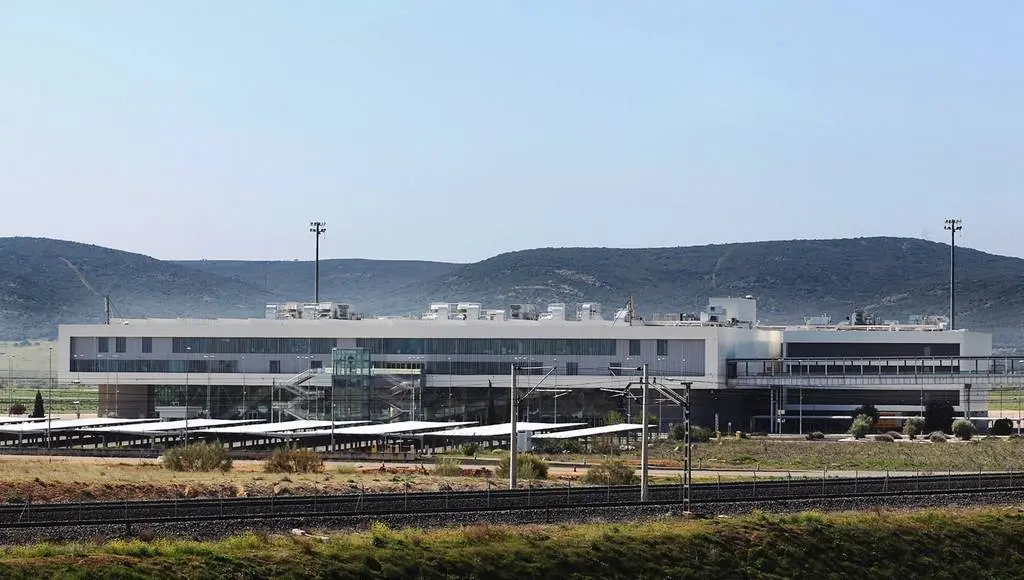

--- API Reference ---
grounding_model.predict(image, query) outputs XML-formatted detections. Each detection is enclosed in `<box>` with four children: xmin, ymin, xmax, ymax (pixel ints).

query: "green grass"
<box><xmin>3</xmin><ymin>388</ymin><xmax>99</xmax><ymax>413</ymax></box>
<box><xmin>536</xmin><ymin>437</ymin><xmax>1024</xmax><ymax>472</ymax></box>
<box><xmin>674</xmin><ymin>437</ymin><xmax>1024</xmax><ymax>471</ymax></box>
<box><xmin>1</xmin><ymin>508</ymin><xmax>1024</xmax><ymax>578</ymax></box>
<box><xmin>988</xmin><ymin>387</ymin><xmax>1024</xmax><ymax>412</ymax></box>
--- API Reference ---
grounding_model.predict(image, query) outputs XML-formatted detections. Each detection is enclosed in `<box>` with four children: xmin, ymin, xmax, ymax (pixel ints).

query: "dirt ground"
<box><xmin>0</xmin><ymin>455</ymin><xmax>593</xmax><ymax>503</ymax></box>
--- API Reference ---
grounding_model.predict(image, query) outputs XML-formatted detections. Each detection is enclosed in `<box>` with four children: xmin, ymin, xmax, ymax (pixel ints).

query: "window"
<box><xmin>629</xmin><ymin>340</ymin><xmax>641</xmax><ymax>357</ymax></box>
<box><xmin>657</xmin><ymin>340</ymin><xmax>668</xmax><ymax>357</ymax></box>
<box><xmin>98</xmin><ymin>337</ymin><xmax>109</xmax><ymax>353</ymax></box>
<box><xmin>566</xmin><ymin>362</ymin><xmax>579</xmax><ymax>376</ymax></box>
<box><xmin>269</xmin><ymin>360</ymin><xmax>281</xmax><ymax>373</ymax></box>
<box><xmin>141</xmin><ymin>337</ymin><xmax>153</xmax><ymax>353</ymax></box>
<box><xmin>115</xmin><ymin>337</ymin><xmax>127</xmax><ymax>353</ymax></box>
<box><xmin>311</xmin><ymin>360</ymin><xmax>323</xmax><ymax>369</ymax></box>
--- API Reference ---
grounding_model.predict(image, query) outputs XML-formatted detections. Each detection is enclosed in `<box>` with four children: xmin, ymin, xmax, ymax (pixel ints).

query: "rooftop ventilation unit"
<box><xmin>509</xmin><ymin>304</ymin><xmax>538</xmax><ymax>320</ymax></box>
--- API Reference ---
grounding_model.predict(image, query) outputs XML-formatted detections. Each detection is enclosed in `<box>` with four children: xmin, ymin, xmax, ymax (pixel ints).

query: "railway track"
<box><xmin>0</xmin><ymin>471</ymin><xmax>1020</xmax><ymax>529</ymax></box>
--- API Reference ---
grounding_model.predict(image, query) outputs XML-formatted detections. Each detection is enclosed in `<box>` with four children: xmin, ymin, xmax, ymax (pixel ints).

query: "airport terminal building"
<box><xmin>57</xmin><ymin>297</ymin><xmax>1002</xmax><ymax>433</ymax></box>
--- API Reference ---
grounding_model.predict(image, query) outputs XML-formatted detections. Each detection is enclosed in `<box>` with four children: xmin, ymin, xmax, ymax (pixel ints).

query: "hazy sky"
<box><xmin>2</xmin><ymin>1</ymin><xmax>1022</xmax><ymax>263</ymax></box>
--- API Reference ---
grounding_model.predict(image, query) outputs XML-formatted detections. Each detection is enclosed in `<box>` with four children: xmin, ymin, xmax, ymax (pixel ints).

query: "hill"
<box><xmin>173</xmin><ymin>258</ymin><xmax>458</xmax><ymax>315</ymax></box>
<box><xmin>3</xmin><ymin>236</ymin><xmax>1024</xmax><ymax>349</ymax></box>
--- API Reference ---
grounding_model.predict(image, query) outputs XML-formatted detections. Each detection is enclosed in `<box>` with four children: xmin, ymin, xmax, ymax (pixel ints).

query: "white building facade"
<box><xmin>57</xmin><ymin>298</ymin><xmax>1002</xmax><ymax>432</ymax></box>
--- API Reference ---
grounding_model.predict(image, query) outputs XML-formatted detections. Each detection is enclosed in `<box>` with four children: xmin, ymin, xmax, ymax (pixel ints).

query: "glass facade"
<box><xmin>72</xmin><ymin>359</ymin><xmax>239</xmax><ymax>373</ymax></box>
<box><xmin>332</xmin><ymin>348</ymin><xmax>374</xmax><ymax>420</ymax></box>
<box><xmin>171</xmin><ymin>337</ymin><xmax>336</xmax><ymax>354</ymax></box>
<box><xmin>355</xmin><ymin>338</ymin><xmax>616</xmax><ymax>356</ymax></box>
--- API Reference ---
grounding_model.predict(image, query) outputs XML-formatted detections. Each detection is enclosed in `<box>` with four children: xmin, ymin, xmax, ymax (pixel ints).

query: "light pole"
<box><xmin>47</xmin><ymin>347</ymin><xmax>53</xmax><ymax>450</ymax></box>
<box><xmin>309</xmin><ymin>221</ymin><xmax>327</xmax><ymax>304</ymax></box>
<box><xmin>944</xmin><ymin>218</ymin><xmax>963</xmax><ymax>330</ymax></box>
<box><xmin>203</xmin><ymin>354</ymin><xmax>214</xmax><ymax>418</ymax></box>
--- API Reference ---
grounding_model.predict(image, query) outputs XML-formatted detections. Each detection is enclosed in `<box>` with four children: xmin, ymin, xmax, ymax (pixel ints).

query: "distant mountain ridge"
<box><xmin>3</xmin><ymin>236</ymin><xmax>1024</xmax><ymax>349</ymax></box>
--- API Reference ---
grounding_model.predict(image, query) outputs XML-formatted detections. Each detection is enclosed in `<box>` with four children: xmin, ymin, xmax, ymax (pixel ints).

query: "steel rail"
<box><xmin>0</xmin><ymin>472</ymin><xmax>1017</xmax><ymax>529</ymax></box>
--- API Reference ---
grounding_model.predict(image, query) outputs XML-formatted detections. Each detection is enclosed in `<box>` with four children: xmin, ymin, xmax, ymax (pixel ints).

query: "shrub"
<box><xmin>872</xmin><ymin>434</ymin><xmax>894</xmax><ymax>442</ymax></box>
<box><xmin>991</xmin><ymin>418</ymin><xmax>1014</xmax><ymax>436</ymax></box>
<box><xmin>672</xmin><ymin>424</ymin><xmax>713</xmax><ymax>443</ymax></box>
<box><xmin>460</xmin><ymin>442</ymin><xmax>480</xmax><ymax>456</ymax></box>
<box><xmin>952</xmin><ymin>418</ymin><xmax>976</xmax><ymax>440</ymax></box>
<box><xmin>852</xmin><ymin>404</ymin><xmax>880</xmax><ymax>424</ymax></box>
<box><xmin>903</xmin><ymin>417</ymin><xmax>925</xmax><ymax>439</ymax></box>
<box><xmin>929</xmin><ymin>431</ymin><xmax>948</xmax><ymax>443</ymax></box>
<box><xmin>582</xmin><ymin>459</ymin><xmax>638</xmax><ymax>486</ymax></box>
<box><xmin>433</xmin><ymin>456</ymin><xmax>463</xmax><ymax>477</ymax></box>
<box><xmin>495</xmin><ymin>454</ymin><xmax>549</xmax><ymax>480</ymax></box>
<box><xmin>162</xmin><ymin>442</ymin><xmax>232</xmax><ymax>472</ymax></box>
<box><xmin>885</xmin><ymin>431</ymin><xmax>903</xmax><ymax>440</ymax></box>
<box><xmin>265</xmin><ymin>447</ymin><xmax>324</xmax><ymax>474</ymax></box>
<box><xmin>806</xmin><ymin>431</ymin><xmax>825</xmax><ymax>440</ymax></box>
<box><xmin>7</xmin><ymin>403</ymin><xmax>26</xmax><ymax>416</ymax></box>
<box><xmin>849</xmin><ymin>414</ymin><xmax>873</xmax><ymax>439</ymax></box>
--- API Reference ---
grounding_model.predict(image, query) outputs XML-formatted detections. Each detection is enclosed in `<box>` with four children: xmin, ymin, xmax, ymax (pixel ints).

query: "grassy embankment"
<box><xmin>534</xmin><ymin>436</ymin><xmax>1024</xmax><ymax>472</ymax></box>
<box><xmin>1</xmin><ymin>508</ymin><xmax>1023</xmax><ymax>578</ymax></box>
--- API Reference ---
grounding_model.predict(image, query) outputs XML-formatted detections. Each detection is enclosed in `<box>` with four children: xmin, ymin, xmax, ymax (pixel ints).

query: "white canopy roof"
<box><xmin>195</xmin><ymin>419</ymin><xmax>370</xmax><ymax>435</ymax></box>
<box><xmin>421</xmin><ymin>422</ymin><xmax>585</xmax><ymax>438</ymax></box>
<box><xmin>532</xmin><ymin>423</ymin><xmax>645</xmax><ymax>439</ymax></box>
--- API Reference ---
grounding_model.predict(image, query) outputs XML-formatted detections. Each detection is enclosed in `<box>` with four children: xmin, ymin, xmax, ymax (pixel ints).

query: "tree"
<box><xmin>606</xmin><ymin>410</ymin><xmax>623</xmax><ymax>425</ymax></box>
<box><xmin>849</xmin><ymin>414</ymin><xmax>873</xmax><ymax>439</ymax></box>
<box><xmin>852</xmin><ymin>404</ymin><xmax>880</xmax><ymax>424</ymax></box>
<box><xmin>924</xmin><ymin>401</ymin><xmax>955</xmax><ymax>433</ymax></box>
<box><xmin>991</xmin><ymin>418</ymin><xmax>1014</xmax><ymax>436</ymax></box>
<box><xmin>952</xmin><ymin>418</ymin><xmax>976</xmax><ymax>440</ymax></box>
<box><xmin>30</xmin><ymin>390</ymin><xmax>45</xmax><ymax>418</ymax></box>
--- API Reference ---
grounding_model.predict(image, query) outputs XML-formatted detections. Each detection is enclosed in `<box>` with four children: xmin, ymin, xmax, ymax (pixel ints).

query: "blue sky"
<box><xmin>1</xmin><ymin>1</ymin><xmax>1022</xmax><ymax>263</ymax></box>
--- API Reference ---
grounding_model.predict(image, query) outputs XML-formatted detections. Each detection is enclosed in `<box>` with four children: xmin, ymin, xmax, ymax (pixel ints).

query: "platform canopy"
<box><xmin>269</xmin><ymin>421</ymin><xmax>478</xmax><ymax>438</ymax></box>
<box><xmin>0</xmin><ymin>417</ymin><xmax>158</xmax><ymax>433</ymax></box>
<box><xmin>532</xmin><ymin>423</ymin><xmax>645</xmax><ymax>439</ymax></box>
<box><xmin>79</xmin><ymin>418</ymin><xmax>262</xmax><ymax>436</ymax></box>
<box><xmin>195</xmin><ymin>420</ymin><xmax>371</xmax><ymax>435</ymax></box>
<box><xmin>421</xmin><ymin>422</ymin><xmax>586</xmax><ymax>438</ymax></box>
<box><xmin>0</xmin><ymin>416</ymin><xmax>46</xmax><ymax>425</ymax></box>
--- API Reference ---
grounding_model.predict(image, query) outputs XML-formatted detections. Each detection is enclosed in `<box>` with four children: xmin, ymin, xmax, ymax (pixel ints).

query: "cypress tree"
<box><xmin>31</xmin><ymin>390</ymin><xmax>45</xmax><ymax>418</ymax></box>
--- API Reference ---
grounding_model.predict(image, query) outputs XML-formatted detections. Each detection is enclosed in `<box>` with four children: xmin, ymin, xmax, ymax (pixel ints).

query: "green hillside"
<box><xmin>3</xmin><ymin>236</ymin><xmax>1023</xmax><ymax>349</ymax></box>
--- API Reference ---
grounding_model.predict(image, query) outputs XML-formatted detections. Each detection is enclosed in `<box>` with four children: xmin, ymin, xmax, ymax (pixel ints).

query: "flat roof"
<box><xmin>268</xmin><ymin>421</ymin><xmax>478</xmax><ymax>438</ymax></box>
<box><xmin>532</xmin><ymin>423</ymin><xmax>645</xmax><ymax>439</ymax></box>
<box><xmin>194</xmin><ymin>419</ymin><xmax>370</xmax><ymax>435</ymax></box>
<box><xmin>0</xmin><ymin>418</ymin><xmax>158</xmax><ymax>433</ymax></box>
<box><xmin>421</xmin><ymin>422</ymin><xmax>586</xmax><ymax>438</ymax></box>
<box><xmin>80</xmin><ymin>419</ymin><xmax>261</xmax><ymax>435</ymax></box>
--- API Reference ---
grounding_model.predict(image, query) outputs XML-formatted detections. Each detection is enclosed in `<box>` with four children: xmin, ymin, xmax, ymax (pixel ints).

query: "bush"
<box><xmin>849</xmin><ymin>414</ymin><xmax>873</xmax><ymax>439</ymax></box>
<box><xmin>459</xmin><ymin>442</ymin><xmax>480</xmax><ymax>456</ymax></box>
<box><xmin>672</xmin><ymin>424</ymin><xmax>713</xmax><ymax>443</ymax></box>
<box><xmin>582</xmin><ymin>459</ymin><xmax>638</xmax><ymax>485</ymax></box>
<box><xmin>873</xmin><ymin>434</ymin><xmax>894</xmax><ymax>442</ymax></box>
<box><xmin>533</xmin><ymin>439</ymin><xmax>584</xmax><ymax>455</ymax></box>
<box><xmin>7</xmin><ymin>403</ymin><xmax>26</xmax><ymax>416</ymax></box>
<box><xmin>162</xmin><ymin>442</ymin><xmax>232</xmax><ymax>472</ymax></box>
<box><xmin>952</xmin><ymin>418</ymin><xmax>976</xmax><ymax>440</ymax></box>
<box><xmin>991</xmin><ymin>418</ymin><xmax>1014</xmax><ymax>436</ymax></box>
<box><xmin>433</xmin><ymin>456</ymin><xmax>463</xmax><ymax>477</ymax></box>
<box><xmin>885</xmin><ymin>431</ymin><xmax>903</xmax><ymax>440</ymax></box>
<box><xmin>929</xmin><ymin>431</ymin><xmax>948</xmax><ymax>443</ymax></box>
<box><xmin>265</xmin><ymin>447</ymin><xmax>324</xmax><ymax>474</ymax></box>
<box><xmin>852</xmin><ymin>404</ymin><xmax>880</xmax><ymax>424</ymax></box>
<box><xmin>805</xmin><ymin>431</ymin><xmax>825</xmax><ymax>441</ymax></box>
<box><xmin>495</xmin><ymin>454</ymin><xmax>549</xmax><ymax>480</ymax></box>
<box><xmin>903</xmin><ymin>417</ymin><xmax>925</xmax><ymax>439</ymax></box>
